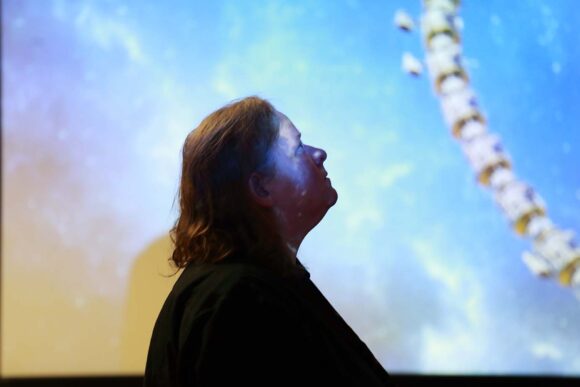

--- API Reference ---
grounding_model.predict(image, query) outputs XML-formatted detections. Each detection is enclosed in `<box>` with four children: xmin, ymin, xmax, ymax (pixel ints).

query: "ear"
<box><xmin>248</xmin><ymin>172</ymin><xmax>273</xmax><ymax>207</ymax></box>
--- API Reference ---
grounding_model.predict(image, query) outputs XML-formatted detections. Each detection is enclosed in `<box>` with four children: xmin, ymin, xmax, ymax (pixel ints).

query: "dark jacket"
<box><xmin>144</xmin><ymin>257</ymin><xmax>390</xmax><ymax>386</ymax></box>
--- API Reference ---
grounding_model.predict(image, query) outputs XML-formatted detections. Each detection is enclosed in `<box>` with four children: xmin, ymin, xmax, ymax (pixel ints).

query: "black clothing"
<box><xmin>144</xmin><ymin>258</ymin><xmax>390</xmax><ymax>386</ymax></box>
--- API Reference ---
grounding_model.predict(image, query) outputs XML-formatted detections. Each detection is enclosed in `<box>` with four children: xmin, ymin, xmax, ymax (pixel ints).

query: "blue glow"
<box><xmin>3</xmin><ymin>0</ymin><xmax>580</xmax><ymax>376</ymax></box>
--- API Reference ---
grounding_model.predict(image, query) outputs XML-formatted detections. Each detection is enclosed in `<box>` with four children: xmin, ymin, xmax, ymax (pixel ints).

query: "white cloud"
<box><xmin>354</xmin><ymin>162</ymin><xmax>413</xmax><ymax>190</ymax></box>
<box><xmin>74</xmin><ymin>4</ymin><xmax>145</xmax><ymax>64</ymax></box>
<box><xmin>411</xmin><ymin>236</ymin><xmax>490</xmax><ymax>372</ymax></box>
<box><xmin>530</xmin><ymin>342</ymin><xmax>563</xmax><ymax>361</ymax></box>
<box><xmin>379</xmin><ymin>163</ymin><xmax>413</xmax><ymax>188</ymax></box>
<box><xmin>421</xmin><ymin>325</ymin><xmax>484</xmax><ymax>372</ymax></box>
<box><xmin>212</xmin><ymin>63</ymin><xmax>239</xmax><ymax>100</ymax></box>
<box><xmin>412</xmin><ymin>238</ymin><xmax>463</xmax><ymax>294</ymax></box>
<box><xmin>345</xmin><ymin>205</ymin><xmax>383</xmax><ymax>233</ymax></box>
<box><xmin>537</xmin><ymin>5</ymin><xmax>559</xmax><ymax>46</ymax></box>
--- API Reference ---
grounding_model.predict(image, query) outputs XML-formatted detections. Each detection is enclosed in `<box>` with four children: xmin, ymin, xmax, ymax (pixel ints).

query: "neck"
<box><xmin>286</xmin><ymin>242</ymin><xmax>298</xmax><ymax>261</ymax></box>
<box><xmin>282</xmin><ymin>231</ymin><xmax>306</xmax><ymax>264</ymax></box>
<box><xmin>272</xmin><ymin>209</ymin><xmax>304</xmax><ymax>262</ymax></box>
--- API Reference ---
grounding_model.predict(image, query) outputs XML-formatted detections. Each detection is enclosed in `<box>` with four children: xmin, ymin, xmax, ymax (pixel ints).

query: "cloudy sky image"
<box><xmin>3</xmin><ymin>0</ymin><xmax>580</xmax><ymax>376</ymax></box>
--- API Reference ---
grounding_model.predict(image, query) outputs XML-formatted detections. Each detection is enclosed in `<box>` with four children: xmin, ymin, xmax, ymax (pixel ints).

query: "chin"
<box><xmin>328</xmin><ymin>188</ymin><xmax>338</xmax><ymax>207</ymax></box>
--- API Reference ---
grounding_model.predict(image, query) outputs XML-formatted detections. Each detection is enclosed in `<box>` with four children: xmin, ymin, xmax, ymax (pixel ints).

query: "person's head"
<box><xmin>171</xmin><ymin>96</ymin><xmax>337</xmax><ymax>274</ymax></box>
<box><xmin>248</xmin><ymin>110</ymin><xmax>338</xmax><ymax>253</ymax></box>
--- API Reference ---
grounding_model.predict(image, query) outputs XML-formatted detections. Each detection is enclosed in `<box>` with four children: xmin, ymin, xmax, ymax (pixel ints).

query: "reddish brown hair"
<box><xmin>171</xmin><ymin>96</ymin><xmax>293</xmax><ymax>274</ymax></box>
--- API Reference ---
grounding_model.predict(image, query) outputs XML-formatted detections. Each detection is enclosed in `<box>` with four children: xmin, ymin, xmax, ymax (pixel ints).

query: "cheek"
<box><xmin>275</xmin><ymin>157</ymin><xmax>309</xmax><ymax>189</ymax></box>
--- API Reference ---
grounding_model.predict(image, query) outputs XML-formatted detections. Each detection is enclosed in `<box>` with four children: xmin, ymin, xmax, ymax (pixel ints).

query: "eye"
<box><xmin>295</xmin><ymin>142</ymin><xmax>305</xmax><ymax>154</ymax></box>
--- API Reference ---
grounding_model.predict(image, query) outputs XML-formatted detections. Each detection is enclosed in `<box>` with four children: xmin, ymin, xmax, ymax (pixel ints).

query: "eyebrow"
<box><xmin>294</xmin><ymin>133</ymin><xmax>303</xmax><ymax>153</ymax></box>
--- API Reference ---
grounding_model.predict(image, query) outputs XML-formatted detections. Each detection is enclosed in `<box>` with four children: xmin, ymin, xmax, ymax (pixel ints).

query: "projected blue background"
<box><xmin>3</xmin><ymin>0</ymin><xmax>580</xmax><ymax>375</ymax></box>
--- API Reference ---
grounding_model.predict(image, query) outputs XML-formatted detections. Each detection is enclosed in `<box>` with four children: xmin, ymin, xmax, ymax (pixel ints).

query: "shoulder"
<box><xmin>165</xmin><ymin>262</ymin><xmax>307</xmax><ymax>350</ymax></box>
<box><xmin>169</xmin><ymin>261</ymin><xmax>302</xmax><ymax>318</ymax></box>
<box><xmin>175</xmin><ymin>255</ymin><xmax>310</xmax><ymax>291</ymax></box>
<box><xmin>156</xmin><ymin>260</ymin><xmax>311</xmax><ymax>343</ymax></box>
<box><xmin>176</xmin><ymin>261</ymin><xmax>284</xmax><ymax>296</ymax></box>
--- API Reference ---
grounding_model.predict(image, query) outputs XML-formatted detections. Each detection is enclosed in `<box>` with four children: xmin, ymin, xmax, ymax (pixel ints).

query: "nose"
<box><xmin>308</xmin><ymin>145</ymin><xmax>327</xmax><ymax>166</ymax></box>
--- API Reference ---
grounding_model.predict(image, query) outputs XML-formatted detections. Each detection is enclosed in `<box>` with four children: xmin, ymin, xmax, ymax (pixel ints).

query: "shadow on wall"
<box><xmin>119</xmin><ymin>234</ymin><xmax>181</xmax><ymax>373</ymax></box>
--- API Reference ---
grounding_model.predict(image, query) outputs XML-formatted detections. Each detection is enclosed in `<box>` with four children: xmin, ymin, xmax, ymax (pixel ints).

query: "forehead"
<box><xmin>276</xmin><ymin>111</ymin><xmax>301</xmax><ymax>139</ymax></box>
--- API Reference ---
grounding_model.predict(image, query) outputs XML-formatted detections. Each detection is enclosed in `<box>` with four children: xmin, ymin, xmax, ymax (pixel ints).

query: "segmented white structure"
<box><xmin>394</xmin><ymin>9</ymin><xmax>415</xmax><ymax>31</ymax></box>
<box><xmin>402</xmin><ymin>52</ymin><xmax>423</xmax><ymax>76</ymax></box>
<box><xmin>396</xmin><ymin>0</ymin><xmax>580</xmax><ymax>288</ymax></box>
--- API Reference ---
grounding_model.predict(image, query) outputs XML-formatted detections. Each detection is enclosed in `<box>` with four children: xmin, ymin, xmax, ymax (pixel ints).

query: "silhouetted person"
<box><xmin>144</xmin><ymin>96</ymin><xmax>390</xmax><ymax>386</ymax></box>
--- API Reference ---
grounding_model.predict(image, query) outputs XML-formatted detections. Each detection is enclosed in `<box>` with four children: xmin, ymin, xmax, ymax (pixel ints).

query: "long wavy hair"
<box><xmin>171</xmin><ymin>96</ymin><xmax>294</xmax><ymax>274</ymax></box>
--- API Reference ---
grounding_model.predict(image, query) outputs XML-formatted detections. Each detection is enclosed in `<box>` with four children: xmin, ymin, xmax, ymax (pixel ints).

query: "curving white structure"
<box><xmin>396</xmin><ymin>0</ymin><xmax>580</xmax><ymax>288</ymax></box>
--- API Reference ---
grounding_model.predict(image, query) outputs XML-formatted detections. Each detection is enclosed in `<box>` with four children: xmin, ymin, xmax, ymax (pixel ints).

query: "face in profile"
<box><xmin>263</xmin><ymin>111</ymin><xmax>338</xmax><ymax>245</ymax></box>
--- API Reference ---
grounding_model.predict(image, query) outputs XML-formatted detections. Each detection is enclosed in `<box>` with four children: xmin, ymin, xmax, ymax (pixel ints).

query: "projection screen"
<box><xmin>2</xmin><ymin>0</ymin><xmax>580</xmax><ymax>377</ymax></box>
